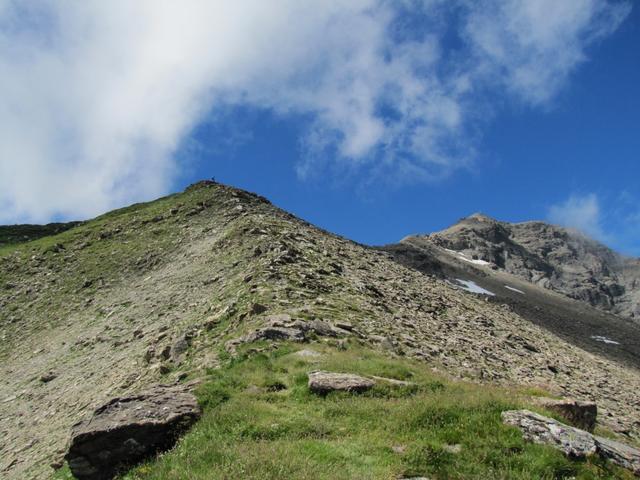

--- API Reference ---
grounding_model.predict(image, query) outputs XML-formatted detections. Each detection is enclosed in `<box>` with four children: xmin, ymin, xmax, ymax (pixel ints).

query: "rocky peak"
<box><xmin>464</xmin><ymin>212</ymin><xmax>498</xmax><ymax>223</ymax></box>
<box><xmin>406</xmin><ymin>215</ymin><xmax>640</xmax><ymax>321</ymax></box>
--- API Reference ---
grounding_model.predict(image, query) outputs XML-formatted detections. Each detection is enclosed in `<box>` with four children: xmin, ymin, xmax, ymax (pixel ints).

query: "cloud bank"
<box><xmin>549</xmin><ymin>192</ymin><xmax>640</xmax><ymax>255</ymax></box>
<box><xmin>0</xmin><ymin>0</ymin><xmax>631</xmax><ymax>222</ymax></box>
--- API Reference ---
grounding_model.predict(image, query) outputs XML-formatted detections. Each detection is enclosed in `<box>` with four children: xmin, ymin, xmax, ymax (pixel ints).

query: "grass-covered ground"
<box><xmin>56</xmin><ymin>342</ymin><xmax>633</xmax><ymax>480</ymax></box>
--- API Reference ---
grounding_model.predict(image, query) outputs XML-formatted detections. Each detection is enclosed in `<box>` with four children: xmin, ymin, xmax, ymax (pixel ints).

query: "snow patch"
<box><xmin>442</xmin><ymin>248</ymin><xmax>491</xmax><ymax>266</ymax></box>
<box><xmin>504</xmin><ymin>285</ymin><xmax>525</xmax><ymax>294</ymax></box>
<box><xmin>591</xmin><ymin>335</ymin><xmax>620</xmax><ymax>345</ymax></box>
<box><xmin>461</xmin><ymin>257</ymin><xmax>491</xmax><ymax>266</ymax></box>
<box><xmin>455</xmin><ymin>279</ymin><xmax>495</xmax><ymax>296</ymax></box>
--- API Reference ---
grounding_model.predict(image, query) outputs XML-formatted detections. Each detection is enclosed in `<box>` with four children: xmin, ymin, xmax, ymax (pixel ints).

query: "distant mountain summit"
<box><xmin>404</xmin><ymin>214</ymin><xmax>640</xmax><ymax>321</ymax></box>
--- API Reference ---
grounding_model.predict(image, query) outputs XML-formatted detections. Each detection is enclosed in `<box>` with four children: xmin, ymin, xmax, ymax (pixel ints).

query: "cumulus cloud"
<box><xmin>548</xmin><ymin>193</ymin><xmax>608</xmax><ymax>240</ymax></box>
<box><xmin>464</xmin><ymin>0</ymin><xmax>632</xmax><ymax>104</ymax></box>
<box><xmin>0</xmin><ymin>0</ymin><xmax>631</xmax><ymax>222</ymax></box>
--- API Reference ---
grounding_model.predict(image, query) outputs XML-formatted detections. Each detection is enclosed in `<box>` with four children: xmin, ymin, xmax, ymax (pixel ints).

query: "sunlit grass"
<box><xmin>105</xmin><ymin>343</ymin><xmax>633</xmax><ymax>480</ymax></box>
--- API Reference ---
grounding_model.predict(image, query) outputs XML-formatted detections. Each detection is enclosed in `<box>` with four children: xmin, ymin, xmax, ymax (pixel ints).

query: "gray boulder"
<box><xmin>308</xmin><ymin>371</ymin><xmax>375</xmax><ymax>395</ymax></box>
<box><xmin>65</xmin><ymin>384</ymin><xmax>201</xmax><ymax>480</ymax></box>
<box><xmin>502</xmin><ymin>410</ymin><xmax>640</xmax><ymax>475</ymax></box>
<box><xmin>502</xmin><ymin>409</ymin><xmax>596</xmax><ymax>458</ymax></box>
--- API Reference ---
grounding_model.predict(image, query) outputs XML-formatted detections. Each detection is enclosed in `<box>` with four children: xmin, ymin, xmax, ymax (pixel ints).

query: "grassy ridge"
<box><xmin>55</xmin><ymin>343</ymin><xmax>632</xmax><ymax>479</ymax></box>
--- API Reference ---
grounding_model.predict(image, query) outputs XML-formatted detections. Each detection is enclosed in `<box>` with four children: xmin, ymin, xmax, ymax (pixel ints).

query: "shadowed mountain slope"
<box><xmin>382</xmin><ymin>238</ymin><xmax>640</xmax><ymax>371</ymax></box>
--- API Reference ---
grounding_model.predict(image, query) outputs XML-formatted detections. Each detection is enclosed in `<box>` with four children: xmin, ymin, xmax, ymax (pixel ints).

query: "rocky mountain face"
<box><xmin>404</xmin><ymin>213</ymin><xmax>640</xmax><ymax>321</ymax></box>
<box><xmin>1</xmin><ymin>183</ymin><xmax>640</xmax><ymax>478</ymax></box>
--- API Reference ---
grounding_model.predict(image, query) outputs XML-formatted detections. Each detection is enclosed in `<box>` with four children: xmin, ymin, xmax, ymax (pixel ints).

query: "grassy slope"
<box><xmin>57</xmin><ymin>343</ymin><xmax>631</xmax><ymax>480</ymax></box>
<box><xmin>0</xmin><ymin>192</ymin><xmax>181</xmax><ymax>355</ymax></box>
<box><xmin>0</xmin><ymin>183</ymin><xmax>267</xmax><ymax>359</ymax></box>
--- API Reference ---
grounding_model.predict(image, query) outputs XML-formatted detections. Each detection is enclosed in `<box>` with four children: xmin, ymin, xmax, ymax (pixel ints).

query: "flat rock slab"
<box><xmin>308</xmin><ymin>371</ymin><xmax>375</xmax><ymax>395</ymax></box>
<box><xmin>65</xmin><ymin>384</ymin><xmax>201</xmax><ymax>480</ymax></box>
<box><xmin>503</xmin><ymin>410</ymin><xmax>640</xmax><ymax>476</ymax></box>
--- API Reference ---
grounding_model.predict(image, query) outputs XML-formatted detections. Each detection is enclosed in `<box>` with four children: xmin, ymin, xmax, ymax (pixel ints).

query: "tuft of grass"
<box><xmin>109</xmin><ymin>344</ymin><xmax>633</xmax><ymax>480</ymax></box>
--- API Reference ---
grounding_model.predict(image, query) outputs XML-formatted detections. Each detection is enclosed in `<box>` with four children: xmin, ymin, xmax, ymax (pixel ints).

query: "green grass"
<box><xmin>59</xmin><ymin>343</ymin><xmax>630</xmax><ymax>480</ymax></box>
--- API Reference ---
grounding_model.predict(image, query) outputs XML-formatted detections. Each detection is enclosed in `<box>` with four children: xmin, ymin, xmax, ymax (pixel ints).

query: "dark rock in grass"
<box><xmin>40</xmin><ymin>371</ymin><xmax>57</xmax><ymax>383</ymax></box>
<box><xmin>502</xmin><ymin>410</ymin><xmax>640</xmax><ymax>475</ymax></box>
<box><xmin>171</xmin><ymin>332</ymin><xmax>195</xmax><ymax>361</ymax></box>
<box><xmin>65</xmin><ymin>384</ymin><xmax>201</xmax><ymax>480</ymax></box>
<box><xmin>246</xmin><ymin>325</ymin><xmax>306</xmax><ymax>343</ymax></box>
<box><xmin>334</xmin><ymin>321</ymin><xmax>354</xmax><ymax>331</ymax></box>
<box><xmin>532</xmin><ymin>397</ymin><xmax>597</xmax><ymax>431</ymax></box>
<box><xmin>250</xmin><ymin>303</ymin><xmax>268</xmax><ymax>315</ymax></box>
<box><xmin>308</xmin><ymin>371</ymin><xmax>375</xmax><ymax>395</ymax></box>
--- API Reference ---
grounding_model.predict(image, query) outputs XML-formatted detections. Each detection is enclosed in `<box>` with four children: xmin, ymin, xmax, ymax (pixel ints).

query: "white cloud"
<box><xmin>0</xmin><ymin>0</ymin><xmax>631</xmax><ymax>222</ymax></box>
<box><xmin>464</xmin><ymin>0</ymin><xmax>631</xmax><ymax>105</ymax></box>
<box><xmin>548</xmin><ymin>192</ymin><xmax>640</xmax><ymax>256</ymax></box>
<box><xmin>548</xmin><ymin>193</ymin><xmax>608</xmax><ymax>241</ymax></box>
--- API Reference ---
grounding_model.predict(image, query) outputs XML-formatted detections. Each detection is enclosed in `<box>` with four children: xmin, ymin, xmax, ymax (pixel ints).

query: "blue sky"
<box><xmin>1</xmin><ymin>1</ymin><xmax>638</xmax><ymax>254</ymax></box>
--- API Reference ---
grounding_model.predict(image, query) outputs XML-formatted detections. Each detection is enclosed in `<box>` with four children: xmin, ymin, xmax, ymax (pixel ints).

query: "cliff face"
<box><xmin>406</xmin><ymin>213</ymin><xmax>640</xmax><ymax>321</ymax></box>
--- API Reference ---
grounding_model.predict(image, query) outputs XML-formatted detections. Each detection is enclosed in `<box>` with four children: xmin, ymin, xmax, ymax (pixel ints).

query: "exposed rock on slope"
<box><xmin>386</xmin><ymin>219</ymin><xmax>640</xmax><ymax>371</ymax></box>
<box><xmin>1</xmin><ymin>182</ymin><xmax>640</xmax><ymax>478</ymax></box>
<box><xmin>402</xmin><ymin>213</ymin><xmax>640</xmax><ymax>321</ymax></box>
<box><xmin>502</xmin><ymin>410</ymin><xmax>640</xmax><ymax>474</ymax></box>
<box><xmin>65</xmin><ymin>383</ymin><xmax>201</xmax><ymax>480</ymax></box>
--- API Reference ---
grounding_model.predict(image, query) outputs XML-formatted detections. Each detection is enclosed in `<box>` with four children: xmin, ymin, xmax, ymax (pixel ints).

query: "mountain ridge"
<box><xmin>2</xmin><ymin>181</ymin><xmax>640</xmax><ymax>478</ymax></box>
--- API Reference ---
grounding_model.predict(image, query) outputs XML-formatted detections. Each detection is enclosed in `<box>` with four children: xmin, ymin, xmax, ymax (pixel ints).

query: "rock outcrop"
<box><xmin>225</xmin><ymin>314</ymin><xmax>353</xmax><ymax>354</ymax></box>
<box><xmin>502</xmin><ymin>410</ymin><xmax>640</xmax><ymax>475</ymax></box>
<box><xmin>65</xmin><ymin>384</ymin><xmax>201</xmax><ymax>480</ymax></box>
